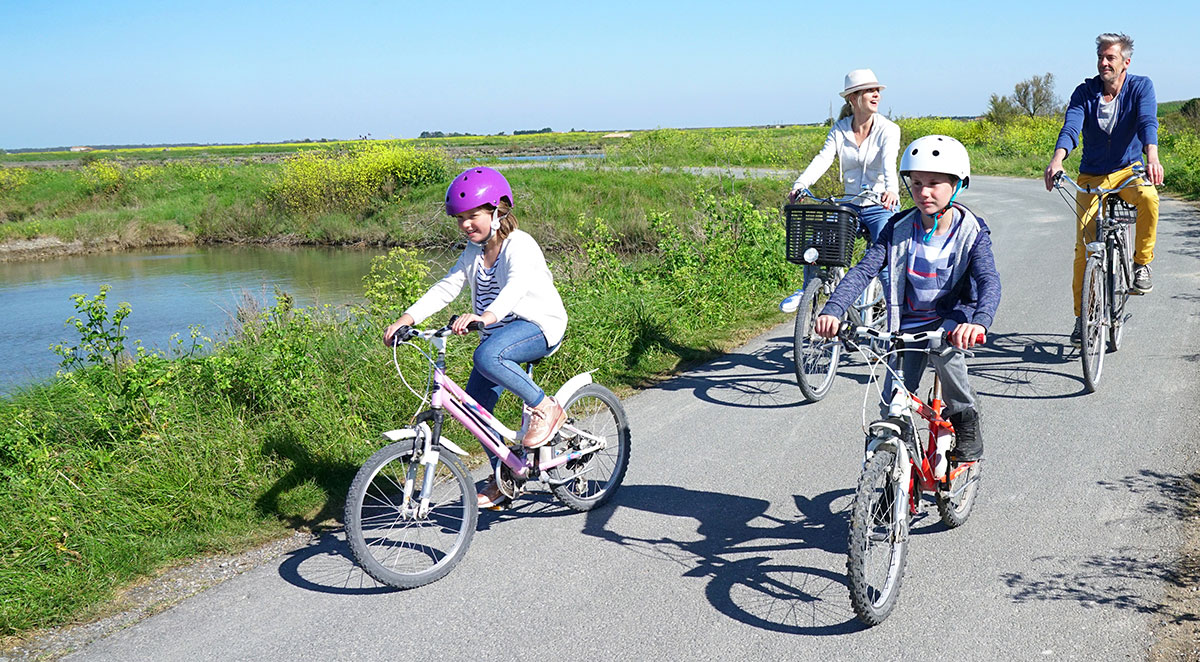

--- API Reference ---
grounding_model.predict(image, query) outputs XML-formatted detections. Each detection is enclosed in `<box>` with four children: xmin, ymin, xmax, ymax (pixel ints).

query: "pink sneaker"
<box><xmin>522</xmin><ymin>397</ymin><xmax>566</xmax><ymax>448</ymax></box>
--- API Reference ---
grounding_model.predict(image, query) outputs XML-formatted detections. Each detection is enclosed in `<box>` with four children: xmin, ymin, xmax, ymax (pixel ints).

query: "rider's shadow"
<box><xmin>581</xmin><ymin>483</ymin><xmax>869</xmax><ymax>635</ymax></box>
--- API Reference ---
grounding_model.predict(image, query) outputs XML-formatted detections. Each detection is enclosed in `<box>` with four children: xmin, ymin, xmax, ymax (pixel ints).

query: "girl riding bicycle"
<box><xmin>383</xmin><ymin>166</ymin><xmax>569</xmax><ymax>508</ymax></box>
<box><xmin>782</xmin><ymin>68</ymin><xmax>901</xmax><ymax>312</ymax></box>
<box><xmin>813</xmin><ymin>135</ymin><xmax>1001</xmax><ymax>462</ymax></box>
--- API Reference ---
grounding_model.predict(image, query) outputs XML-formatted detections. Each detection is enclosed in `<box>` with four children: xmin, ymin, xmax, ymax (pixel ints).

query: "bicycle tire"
<box><xmin>1108</xmin><ymin>228</ymin><xmax>1132</xmax><ymax>352</ymax></box>
<box><xmin>548</xmin><ymin>384</ymin><xmax>631</xmax><ymax>512</ymax></box>
<box><xmin>344</xmin><ymin>438</ymin><xmax>478</xmax><ymax>589</ymax></box>
<box><xmin>792</xmin><ymin>278</ymin><xmax>840</xmax><ymax>402</ymax></box>
<box><xmin>847</xmin><ymin>449</ymin><xmax>908</xmax><ymax>626</ymax></box>
<box><xmin>1080</xmin><ymin>256</ymin><xmax>1107</xmax><ymax>393</ymax></box>
<box><xmin>936</xmin><ymin>460</ymin><xmax>982</xmax><ymax>528</ymax></box>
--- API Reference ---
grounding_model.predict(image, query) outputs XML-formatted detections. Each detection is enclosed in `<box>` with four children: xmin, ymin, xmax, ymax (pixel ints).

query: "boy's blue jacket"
<box><xmin>820</xmin><ymin>204</ymin><xmax>1001</xmax><ymax>331</ymax></box>
<box><xmin>1054</xmin><ymin>73</ymin><xmax>1159</xmax><ymax>176</ymax></box>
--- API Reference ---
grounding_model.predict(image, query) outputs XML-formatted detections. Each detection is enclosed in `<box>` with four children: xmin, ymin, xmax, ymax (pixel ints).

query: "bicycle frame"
<box><xmin>845</xmin><ymin>327</ymin><xmax>977</xmax><ymax>516</ymax></box>
<box><xmin>392</xmin><ymin>327</ymin><xmax>605</xmax><ymax>483</ymax></box>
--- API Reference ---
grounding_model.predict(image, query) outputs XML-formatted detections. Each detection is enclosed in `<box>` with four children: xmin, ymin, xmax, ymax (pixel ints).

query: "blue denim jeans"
<box><xmin>464</xmin><ymin>319</ymin><xmax>552</xmax><ymax>413</ymax></box>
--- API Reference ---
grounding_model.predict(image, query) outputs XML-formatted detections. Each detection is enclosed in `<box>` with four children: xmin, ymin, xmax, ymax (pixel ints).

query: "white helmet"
<box><xmin>899</xmin><ymin>135</ymin><xmax>971</xmax><ymax>189</ymax></box>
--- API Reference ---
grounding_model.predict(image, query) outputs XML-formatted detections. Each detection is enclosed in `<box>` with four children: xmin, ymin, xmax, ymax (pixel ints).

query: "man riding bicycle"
<box><xmin>1043</xmin><ymin>32</ymin><xmax>1165</xmax><ymax>347</ymax></box>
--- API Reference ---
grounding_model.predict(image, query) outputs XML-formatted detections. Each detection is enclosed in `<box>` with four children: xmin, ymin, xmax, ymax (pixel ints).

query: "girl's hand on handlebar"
<box><xmin>814</xmin><ymin>314</ymin><xmax>841</xmax><ymax>339</ymax></box>
<box><xmin>450</xmin><ymin>312</ymin><xmax>495</xmax><ymax>335</ymax></box>
<box><xmin>787</xmin><ymin>188</ymin><xmax>805</xmax><ymax>204</ymax></box>
<box><xmin>880</xmin><ymin>191</ymin><xmax>899</xmax><ymax>210</ymax></box>
<box><xmin>948</xmin><ymin>323</ymin><xmax>986</xmax><ymax>350</ymax></box>
<box><xmin>384</xmin><ymin>315</ymin><xmax>415</xmax><ymax>346</ymax></box>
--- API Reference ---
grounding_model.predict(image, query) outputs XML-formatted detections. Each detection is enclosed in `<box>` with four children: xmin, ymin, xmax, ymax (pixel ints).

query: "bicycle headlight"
<box><xmin>803</xmin><ymin>247</ymin><xmax>819</xmax><ymax>264</ymax></box>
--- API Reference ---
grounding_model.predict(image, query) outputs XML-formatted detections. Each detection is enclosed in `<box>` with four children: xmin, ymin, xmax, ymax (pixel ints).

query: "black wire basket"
<box><xmin>784</xmin><ymin>203</ymin><xmax>859</xmax><ymax>267</ymax></box>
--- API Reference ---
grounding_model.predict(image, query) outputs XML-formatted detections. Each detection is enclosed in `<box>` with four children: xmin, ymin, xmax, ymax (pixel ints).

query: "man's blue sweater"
<box><xmin>1054</xmin><ymin>73</ymin><xmax>1159</xmax><ymax>176</ymax></box>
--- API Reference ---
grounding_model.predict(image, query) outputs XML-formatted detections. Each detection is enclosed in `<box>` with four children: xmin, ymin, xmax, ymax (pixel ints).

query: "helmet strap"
<box><xmin>923</xmin><ymin>180</ymin><xmax>962</xmax><ymax>242</ymax></box>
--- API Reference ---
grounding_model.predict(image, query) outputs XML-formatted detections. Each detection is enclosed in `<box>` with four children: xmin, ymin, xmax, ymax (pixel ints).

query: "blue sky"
<box><xmin>2</xmin><ymin>0</ymin><xmax>1195</xmax><ymax>149</ymax></box>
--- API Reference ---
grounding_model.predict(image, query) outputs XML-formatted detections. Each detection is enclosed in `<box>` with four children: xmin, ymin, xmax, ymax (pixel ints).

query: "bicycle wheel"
<box><xmin>847</xmin><ymin>449</ymin><xmax>908</xmax><ymax>626</ymax></box>
<box><xmin>792</xmin><ymin>278</ymin><xmax>841</xmax><ymax>402</ymax></box>
<box><xmin>344</xmin><ymin>439</ymin><xmax>478</xmax><ymax>589</ymax></box>
<box><xmin>1108</xmin><ymin>229</ymin><xmax>1132</xmax><ymax>352</ymax></box>
<box><xmin>1080</xmin><ymin>256</ymin><xmax>1107</xmax><ymax>393</ymax></box>
<box><xmin>936</xmin><ymin>460</ymin><xmax>982</xmax><ymax>528</ymax></box>
<box><xmin>548</xmin><ymin>384</ymin><xmax>631</xmax><ymax>511</ymax></box>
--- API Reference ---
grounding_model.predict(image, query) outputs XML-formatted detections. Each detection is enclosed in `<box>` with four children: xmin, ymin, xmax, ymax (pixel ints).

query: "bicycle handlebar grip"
<box><xmin>466</xmin><ymin>321</ymin><xmax>485</xmax><ymax>332</ymax></box>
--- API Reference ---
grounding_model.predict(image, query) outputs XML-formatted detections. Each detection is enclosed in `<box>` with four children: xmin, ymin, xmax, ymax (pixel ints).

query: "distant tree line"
<box><xmin>512</xmin><ymin>127</ymin><xmax>552</xmax><ymax>135</ymax></box>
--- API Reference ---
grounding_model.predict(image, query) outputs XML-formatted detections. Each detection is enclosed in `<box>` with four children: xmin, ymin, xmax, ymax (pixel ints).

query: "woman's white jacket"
<box><xmin>792</xmin><ymin>113</ymin><xmax>901</xmax><ymax>202</ymax></box>
<box><xmin>403</xmin><ymin>229</ymin><xmax>568</xmax><ymax>346</ymax></box>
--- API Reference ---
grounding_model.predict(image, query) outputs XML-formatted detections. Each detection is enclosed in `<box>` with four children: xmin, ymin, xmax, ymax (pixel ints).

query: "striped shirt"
<box><xmin>473</xmin><ymin>255</ymin><xmax>517</xmax><ymax>337</ymax></box>
<box><xmin>901</xmin><ymin>210</ymin><xmax>962</xmax><ymax>330</ymax></box>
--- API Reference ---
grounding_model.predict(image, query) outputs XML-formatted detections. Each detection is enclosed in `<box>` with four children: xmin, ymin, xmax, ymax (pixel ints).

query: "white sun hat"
<box><xmin>840</xmin><ymin>69</ymin><xmax>886</xmax><ymax>98</ymax></box>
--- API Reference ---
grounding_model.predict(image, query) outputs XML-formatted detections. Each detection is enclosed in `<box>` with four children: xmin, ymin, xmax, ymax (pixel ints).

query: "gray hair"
<box><xmin>1096</xmin><ymin>33</ymin><xmax>1134</xmax><ymax>59</ymax></box>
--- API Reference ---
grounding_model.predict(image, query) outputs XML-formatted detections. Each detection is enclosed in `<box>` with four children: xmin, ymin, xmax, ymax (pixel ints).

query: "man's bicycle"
<box><xmin>784</xmin><ymin>190</ymin><xmax>886</xmax><ymax>401</ymax></box>
<box><xmin>343</xmin><ymin>318</ymin><xmax>631</xmax><ymax>589</ymax></box>
<box><xmin>834</xmin><ymin>324</ymin><xmax>983</xmax><ymax>626</ymax></box>
<box><xmin>1052</xmin><ymin>165</ymin><xmax>1149</xmax><ymax>392</ymax></box>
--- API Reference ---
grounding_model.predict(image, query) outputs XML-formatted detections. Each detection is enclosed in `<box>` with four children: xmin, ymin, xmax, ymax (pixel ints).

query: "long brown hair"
<box><xmin>493</xmin><ymin>199</ymin><xmax>518</xmax><ymax>243</ymax></box>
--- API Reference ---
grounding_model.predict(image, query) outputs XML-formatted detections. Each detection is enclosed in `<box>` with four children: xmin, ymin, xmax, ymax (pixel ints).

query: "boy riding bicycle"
<box><xmin>814</xmin><ymin>136</ymin><xmax>1001</xmax><ymax>462</ymax></box>
<box><xmin>1043</xmin><ymin>32</ymin><xmax>1164</xmax><ymax>346</ymax></box>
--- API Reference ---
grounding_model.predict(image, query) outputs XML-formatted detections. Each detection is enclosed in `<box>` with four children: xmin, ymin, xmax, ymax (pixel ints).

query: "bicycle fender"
<box><xmin>381</xmin><ymin>422</ymin><xmax>433</xmax><ymax>443</ymax></box>
<box><xmin>553</xmin><ymin>371</ymin><xmax>595</xmax><ymax>404</ymax></box>
<box><xmin>437</xmin><ymin>438</ymin><xmax>469</xmax><ymax>457</ymax></box>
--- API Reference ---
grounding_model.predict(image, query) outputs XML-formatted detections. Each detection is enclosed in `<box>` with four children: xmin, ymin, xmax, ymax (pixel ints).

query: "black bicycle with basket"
<box><xmin>784</xmin><ymin>190</ymin><xmax>886</xmax><ymax>402</ymax></box>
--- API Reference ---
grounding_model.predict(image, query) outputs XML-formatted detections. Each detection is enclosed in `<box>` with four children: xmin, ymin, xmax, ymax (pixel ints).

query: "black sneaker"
<box><xmin>948</xmin><ymin>408</ymin><xmax>982</xmax><ymax>462</ymax></box>
<box><xmin>1070</xmin><ymin>316</ymin><xmax>1082</xmax><ymax>348</ymax></box>
<box><xmin>1132</xmin><ymin>262</ymin><xmax>1153</xmax><ymax>294</ymax></box>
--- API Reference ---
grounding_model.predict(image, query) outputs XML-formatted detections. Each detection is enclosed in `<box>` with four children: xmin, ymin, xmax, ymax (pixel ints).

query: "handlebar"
<box><xmin>388</xmin><ymin>315</ymin><xmax>484</xmax><ymax>346</ymax></box>
<box><xmin>1053</xmin><ymin>164</ymin><xmax>1149</xmax><ymax>196</ymax></box>
<box><xmin>836</xmin><ymin>322</ymin><xmax>984</xmax><ymax>355</ymax></box>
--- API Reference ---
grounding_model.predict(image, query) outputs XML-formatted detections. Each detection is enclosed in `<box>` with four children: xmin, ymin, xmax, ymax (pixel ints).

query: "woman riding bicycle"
<box><xmin>383</xmin><ymin>166</ymin><xmax>569</xmax><ymax>508</ymax></box>
<box><xmin>813</xmin><ymin>135</ymin><xmax>1001</xmax><ymax>462</ymax></box>
<box><xmin>782</xmin><ymin>68</ymin><xmax>901</xmax><ymax>313</ymax></box>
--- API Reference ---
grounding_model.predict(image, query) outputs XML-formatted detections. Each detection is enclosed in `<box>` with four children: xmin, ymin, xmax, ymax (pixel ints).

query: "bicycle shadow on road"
<box><xmin>966</xmin><ymin>332</ymin><xmax>1091</xmax><ymax>400</ymax></box>
<box><xmin>650</xmin><ymin>336</ymin><xmax>809</xmax><ymax>410</ymax></box>
<box><xmin>580</xmin><ymin>483</ymin><xmax>870</xmax><ymax>635</ymax></box>
<box><xmin>1000</xmin><ymin>470</ymin><xmax>1200</xmax><ymax>625</ymax></box>
<box><xmin>274</xmin><ymin>531</ymin><xmax>398</xmax><ymax>596</ymax></box>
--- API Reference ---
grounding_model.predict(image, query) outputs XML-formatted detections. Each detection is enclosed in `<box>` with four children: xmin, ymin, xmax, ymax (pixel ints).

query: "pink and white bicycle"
<box><xmin>344</xmin><ymin>319</ymin><xmax>630</xmax><ymax>589</ymax></box>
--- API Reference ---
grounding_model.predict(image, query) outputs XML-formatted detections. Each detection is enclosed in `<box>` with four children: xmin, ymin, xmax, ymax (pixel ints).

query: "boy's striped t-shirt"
<box><xmin>901</xmin><ymin>210</ymin><xmax>962</xmax><ymax>330</ymax></box>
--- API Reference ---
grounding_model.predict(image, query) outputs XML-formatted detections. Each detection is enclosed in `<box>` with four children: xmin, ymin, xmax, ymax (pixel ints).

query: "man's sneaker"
<box><xmin>947</xmin><ymin>408</ymin><xmax>982</xmax><ymax>462</ymax></box>
<box><xmin>1070</xmin><ymin>316</ymin><xmax>1082</xmax><ymax>348</ymax></box>
<box><xmin>1132</xmin><ymin>262</ymin><xmax>1153</xmax><ymax>294</ymax></box>
<box><xmin>779</xmin><ymin>287</ymin><xmax>806</xmax><ymax>314</ymax></box>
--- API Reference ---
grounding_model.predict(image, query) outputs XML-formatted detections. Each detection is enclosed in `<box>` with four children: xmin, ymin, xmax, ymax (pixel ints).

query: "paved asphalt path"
<box><xmin>68</xmin><ymin>175</ymin><xmax>1200</xmax><ymax>661</ymax></box>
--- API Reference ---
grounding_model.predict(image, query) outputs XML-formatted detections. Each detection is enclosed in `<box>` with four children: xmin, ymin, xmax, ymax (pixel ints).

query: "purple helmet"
<box><xmin>445</xmin><ymin>167</ymin><xmax>513</xmax><ymax>216</ymax></box>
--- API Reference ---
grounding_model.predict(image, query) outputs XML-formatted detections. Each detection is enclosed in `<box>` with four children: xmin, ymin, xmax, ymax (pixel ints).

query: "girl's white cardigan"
<box><xmin>403</xmin><ymin>229</ymin><xmax>568</xmax><ymax>346</ymax></box>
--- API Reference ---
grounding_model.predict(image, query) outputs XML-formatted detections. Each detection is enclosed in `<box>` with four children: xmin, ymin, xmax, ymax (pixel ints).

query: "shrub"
<box><xmin>270</xmin><ymin>142</ymin><xmax>451</xmax><ymax>215</ymax></box>
<box><xmin>0</xmin><ymin>167</ymin><xmax>29</xmax><ymax>196</ymax></box>
<box><xmin>80</xmin><ymin>160</ymin><xmax>127</xmax><ymax>196</ymax></box>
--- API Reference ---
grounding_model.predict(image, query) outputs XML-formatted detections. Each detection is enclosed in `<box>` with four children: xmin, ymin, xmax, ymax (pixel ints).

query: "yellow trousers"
<box><xmin>1072</xmin><ymin>163</ymin><xmax>1159</xmax><ymax>313</ymax></box>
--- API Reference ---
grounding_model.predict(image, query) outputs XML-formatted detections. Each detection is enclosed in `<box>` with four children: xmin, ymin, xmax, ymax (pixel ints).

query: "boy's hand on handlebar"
<box><xmin>880</xmin><ymin>191</ymin><xmax>900</xmax><ymax>210</ymax></box>
<box><xmin>787</xmin><ymin>188</ymin><xmax>805</xmax><ymax>203</ymax></box>
<box><xmin>948</xmin><ymin>323</ymin><xmax>986</xmax><ymax>350</ymax></box>
<box><xmin>814</xmin><ymin>314</ymin><xmax>841</xmax><ymax>339</ymax></box>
